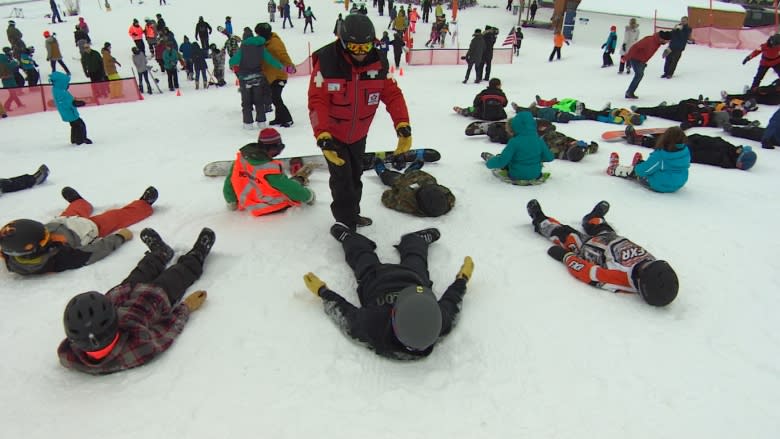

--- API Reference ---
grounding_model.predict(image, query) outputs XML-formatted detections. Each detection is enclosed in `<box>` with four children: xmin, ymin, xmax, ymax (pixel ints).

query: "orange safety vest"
<box><xmin>230</xmin><ymin>153</ymin><xmax>300</xmax><ymax>216</ymax></box>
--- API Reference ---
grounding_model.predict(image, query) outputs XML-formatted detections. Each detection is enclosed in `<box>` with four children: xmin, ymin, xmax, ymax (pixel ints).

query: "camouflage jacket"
<box><xmin>542</xmin><ymin>131</ymin><xmax>577</xmax><ymax>157</ymax></box>
<box><xmin>381</xmin><ymin>170</ymin><xmax>455</xmax><ymax>216</ymax></box>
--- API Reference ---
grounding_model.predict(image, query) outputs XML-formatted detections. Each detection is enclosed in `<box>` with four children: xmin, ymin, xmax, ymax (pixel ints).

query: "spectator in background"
<box><xmin>662</xmin><ymin>16</ymin><xmax>692</xmax><ymax>79</ymax></box>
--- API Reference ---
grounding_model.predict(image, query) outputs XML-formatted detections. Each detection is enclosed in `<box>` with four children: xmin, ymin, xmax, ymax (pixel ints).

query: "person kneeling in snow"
<box><xmin>57</xmin><ymin>228</ymin><xmax>215</xmax><ymax>375</ymax></box>
<box><xmin>0</xmin><ymin>185</ymin><xmax>158</xmax><ymax>275</ymax></box>
<box><xmin>373</xmin><ymin>159</ymin><xmax>455</xmax><ymax>217</ymax></box>
<box><xmin>527</xmin><ymin>199</ymin><xmax>678</xmax><ymax>307</ymax></box>
<box><xmin>303</xmin><ymin>225</ymin><xmax>473</xmax><ymax>360</ymax></box>
<box><xmin>606</xmin><ymin>126</ymin><xmax>690</xmax><ymax>193</ymax></box>
<box><xmin>224</xmin><ymin>128</ymin><xmax>316</xmax><ymax>215</ymax></box>
<box><xmin>453</xmin><ymin>77</ymin><xmax>508</xmax><ymax>121</ymax></box>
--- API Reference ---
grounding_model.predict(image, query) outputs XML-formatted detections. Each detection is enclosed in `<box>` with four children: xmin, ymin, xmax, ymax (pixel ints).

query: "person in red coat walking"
<box><xmin>624</xmin><ymin>31</ymin><xmax>670</xmax><ymax>99</ymax></box>
<box><xmin>744</xmin><ymin>34</ymin><xmax>780</xmax><ymax>90</ymax></box>
<box><xmin>57</xmin><ymin>227</ymin><xmax>215</xmax><ymax>375</ymax></box>
<box><xmin>308</xmin><ymin>14</ymin><xmax>411</xmax><ymax>230</ymax></box>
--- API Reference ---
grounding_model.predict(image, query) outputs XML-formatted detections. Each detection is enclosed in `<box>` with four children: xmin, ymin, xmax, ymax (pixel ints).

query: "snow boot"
<box><xmin>631</xmin><ymin>152</ymin><xmax>644</xmax><ymax>166</ymax></box>
<box><xmin>33</xmin><ymin>165</ymin><xmax>49</xmax><ymax>185</ymax></box>
<box><xmin>583</xmin><ymin>201</ymin><xmax>610</xmax><ymax>224</ymax></box>
<box><xmin>330</xmin><ymin>222</ymin><xmax>353</xmax><ymax>241</ymax></box>
<box><xmin>61</xmin><ymin>186</ymin><xmax>81</xmax><ymax>202</ymax></box>
<box><xmin>402</xmin><ymin>228</ymin><xmax>441</xmax><ymax>244</ymax></box>
<box><xmin>187</xmin><ymin>227</ymin><xmax>216</xmax><ymax>264</ymax></box>
<box><xmin>140</xmin><ymin>186</ymin><xmax>158</xmax><ymax>206</ymax></box>
<box><xmin>140</xmin><ymin>228</ymin><xmax>174</xmax><ymax>264</ymax></box>
<box><xmin>606</xmin><ymin>152</ymin><xmax>619</xmax><ymax>176</ymax></box>
<box><xmin>356</xmin><ymin>216</ymin><xmax>373</xmax><ymax>227</ymax></box>
<box><xmin>526</xmin><ymin>199</ymin><xmax>547</xmax><ymax>225</ymax></box>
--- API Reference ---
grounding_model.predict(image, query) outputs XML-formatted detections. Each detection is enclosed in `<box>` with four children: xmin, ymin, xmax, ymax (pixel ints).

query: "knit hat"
<box><xmin>736</xmin><ymin>146</ymin><xmax>757</xmax><ymax>170</ymax></box>
<box><xmin>258</xmin><ymin>128</ymin><xmax>282</xmax><ymax>146</ymax></box>
<box><xmin>43</xmin><ymin>30</ymin><xmax>51</xmax><ymax>38</ymax></box>
<box><xmin>610</xmin><ymin>25</ymin><xmax>616</xmax><ymax>31</ymax></box>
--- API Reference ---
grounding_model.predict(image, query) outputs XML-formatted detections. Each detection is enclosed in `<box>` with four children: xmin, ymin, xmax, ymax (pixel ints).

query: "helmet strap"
<box><xmin>84</xmin><ymin>332</ymin><xmax>120</xmax><ymax>361</ymax></box>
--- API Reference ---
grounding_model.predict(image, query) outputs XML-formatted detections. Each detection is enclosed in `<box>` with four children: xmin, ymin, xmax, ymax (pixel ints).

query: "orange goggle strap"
<box><xmin>1</xmin><ymin>228</ymin><xmax>50</xmax><ymax>256</ymax></box>
<box><xmin>85</xmin><ymin>332</ymin><xmax>120</xmax><ymax>361</ymax></box>
<box><xmin>345</xmin><ymin>41</ymin><xmax>373</xmax><ymax>54</ymax></box>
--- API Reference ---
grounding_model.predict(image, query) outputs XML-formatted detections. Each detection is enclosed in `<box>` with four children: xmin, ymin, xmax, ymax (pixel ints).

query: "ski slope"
<box><xmin>1</xmin><ymin>1</ymin><xmax>779</xmax><ymax>438</ymax></box>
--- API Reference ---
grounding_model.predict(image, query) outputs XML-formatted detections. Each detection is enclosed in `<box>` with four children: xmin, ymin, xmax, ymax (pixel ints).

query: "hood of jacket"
<box><xmin>49</xmin><ymin>71</ymin><xmax>70</xmax><ymax>90</ymax></box>
<box><xmin>510</xmin><ymin>111</ymin><xmax>538</xmax><ymax>137</ymax></box>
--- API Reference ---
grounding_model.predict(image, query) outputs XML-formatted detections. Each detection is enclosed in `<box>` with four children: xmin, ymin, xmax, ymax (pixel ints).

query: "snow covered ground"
<box><xmin>1</xmin><ymin>0</ymin><xmax>779</xmax><ymax>438</ymax></box>
<box><xmin>580</xmin><ymin>0</ymin><xmax>745</xmax><ymax>21</ymax></box>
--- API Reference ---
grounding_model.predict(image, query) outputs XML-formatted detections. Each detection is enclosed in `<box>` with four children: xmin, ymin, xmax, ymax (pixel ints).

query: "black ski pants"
<box><xmin>464</xmin><ymin>60</ymin><xmax>484</xmax><ymax>82</ymax></box>
<box><xmin>326</xmin><ymin>137</ymin><xmax>367</xmax><ymax>229</ymax></box>
<box><xmin>239</xmin><ymin>79</ymin><xmax>268</xmax><ymax>124</ymax></box>
<box><xmin>50</xmin><ymin>59</ymin><xmax>71</xmax><ymax>74</ymax></box>
<box><xmin>270</xmin><ymin>80</ymin><xmax>292</xmax><ymax>124</ymax></box>
<box><xmin>0</xmin><ymin>173</ymin><xmax>35</xmax><ymax>194</ymax></box>
<box><xmin>549</xmin><ymin>46</ymin><xmax>561</xmax><ymax>61</ymax></box>
<box><xmin>166</xmin><ymin>68</ymin><xmax>179</xmax><ymax>90</ymax></box>
<box><xmin>340</xmin><ymin>231</ymin><xmax>431</xmax><ymax>306</ymax></box>
<box><xmin>137</xmin><ymin>70</ymin><xmax>152</xmax><ymax>92</ymax></box>
<box><xmin>70</xmin><ymin>118</ymin><xmax>88</xmax><ymax>145</ymax></box>
<box><xmin>134</xmin><ymin>39</ymin><xmax>146</xmax><ymax>55</ymax></box>
<box><xmin>663</xmin><ymin>48</ymin><xmax>683</xmax><ymax>77</ymax></box>
<box><xmin>483</xmin><ymin>53</ymin><xmax>494</xmax><ymax>79</ymax></box>
<box><xmin>751</xmin><ymin>64</ymin><xmax>780</xmax><ymax>89</ymax></box>
<box><xmin>122</xmin><ymin>253</ymin><xmax>204</xmax><ymax>307</ymax></box>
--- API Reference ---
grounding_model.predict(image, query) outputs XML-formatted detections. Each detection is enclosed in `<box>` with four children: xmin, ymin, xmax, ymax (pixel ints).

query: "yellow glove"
<box><xmin>115</xmin><ymin>228</ymin><xmax>133</xmax><ymax>242</ymax></box>
<box><xmin>322</xmin><ymin>150</ymin><xmax>345</xmax><ymax>166</ymax></box>
<box><xmin>183</xmin><ymin>290</ymin><xmax>208</xmax><ymax>312</ymax></box>
<box><xmin>394</xmin><ymin>122</ymin><xmax>412</xmax><ymax>155</ymax></box>
<box><xmin>303</xmin><ymin>272</ymin><xmax>327</xmax><ymax>297</ymax></box>
<box><xmin>456</xmin><ymin>256</ymin><xmax>474</xmax><ymax>282</ymax></box>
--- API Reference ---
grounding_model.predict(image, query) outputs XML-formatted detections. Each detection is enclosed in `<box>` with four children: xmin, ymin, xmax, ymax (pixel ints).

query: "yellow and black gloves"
<box><xmin>303</xmin><ymin>272</ymin><xmax>327</xmax><ymax>297</ymax></box>
<box><xmin>456</xmin><ymin>256</ymin><xmax>474</xmax><ymax>282</ymax></box>
<box><xmin>317</xmin><ymin>132</ymin><xmax>344</xmax><ymax>166</ymax></box>
<box><xmin>183</xmin><ymin>290</ymin><xmax>208</xmax><ymax>311</ymax></box>
<box><xmin>394</xmin><ymin>122</ymin><xmax>412</xmax><ymax>155</ymax></box>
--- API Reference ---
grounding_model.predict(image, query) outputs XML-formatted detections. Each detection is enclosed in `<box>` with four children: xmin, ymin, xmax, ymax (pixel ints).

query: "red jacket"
<box><xmin>747</xmin><ymin>43</ymin><xmax>780</xmax><ymax>67</ymax></box>
<box><xmin>624</xmin><ymin>33</ymin><xmax>665</xmax><ymax>64</ymax></box>
<box><xmin>308</xmin><ymin>42</ymin><xmax>409</xmax><ymax>144</ymax></box>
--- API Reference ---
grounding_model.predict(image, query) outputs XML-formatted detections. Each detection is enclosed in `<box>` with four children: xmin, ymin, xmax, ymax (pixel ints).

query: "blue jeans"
<box><xmin>626</xmin><ymin>59</ymin><xmax>646</xmax><ymax>95</ymax></box>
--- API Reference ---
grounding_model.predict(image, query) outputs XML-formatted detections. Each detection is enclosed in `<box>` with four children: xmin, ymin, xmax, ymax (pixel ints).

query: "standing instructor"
<box><xmin>308</xmin><ymin>14</ymin><xmax>411</xmax><ymax>230</ymax></box>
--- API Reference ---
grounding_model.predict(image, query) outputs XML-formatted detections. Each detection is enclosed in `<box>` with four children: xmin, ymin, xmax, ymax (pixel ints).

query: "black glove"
<box><xmin>73</xmin><ymin>100</ymin><xmax>86</xmax><ymax>107</ymax></box>
<box><xmin>601</xmin><ymin>43</ymin><xmax>606</xmax><ymax>49</ymax></box>
<box><xmin>742</xmin><ymin>56</ymin><xmax>750</xmax><ymax>65</ymax></box>
<box><xmin>547</xmin><ymin>246</ymin><xmax>570</xmax><ymax>262</ymax></box>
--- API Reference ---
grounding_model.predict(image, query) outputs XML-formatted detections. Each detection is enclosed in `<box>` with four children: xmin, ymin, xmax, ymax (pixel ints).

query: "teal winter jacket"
<box><xmin>486</xmin><ymin>112</ymin><xmax>554</xmax><ymax>180</ymax></box>
<box><xmin>50</xmin><ymin>71</ymin><xmax>80</xmax><ymax>122</ymax></box>
<box><xmin>634</xmin><ymin>144</ymin><xmax>690</xmax><ymax>193</ymax></box>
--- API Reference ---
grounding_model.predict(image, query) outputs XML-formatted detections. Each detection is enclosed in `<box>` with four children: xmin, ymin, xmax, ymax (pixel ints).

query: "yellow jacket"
<box><xmin>261</xmin><ymin>32</ymin><xmax>293</xmax><ymax>83</ymax></box>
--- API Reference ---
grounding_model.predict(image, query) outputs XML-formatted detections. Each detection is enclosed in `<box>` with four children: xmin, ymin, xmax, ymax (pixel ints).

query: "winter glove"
<box><xmin>226</xmin><ymin>201</ymin><xmax>237</xmax><ymax>211</ymax></box>
<box><xmin>183</xmin><ymin>290</ymin><xmax>207</xmax><ymax>312</ymax></box>
<box><xmin>292</xmin><ymin>162</ymin><xmax>319</xmax><ymax>186</ymax></box>
<box><xmin>115</xmin><ymin>228</ymin><xmax>133</xmax><ymax>242</ymax></box>
<box><xmin>456</xmin><ymin>256</ymin><xmax>474</xmax><ymax>282</ymax></box>
<box><xmin>601</xmin><ymin>43</ymin><xmax>606</xmax><ymax>49</ymax></box>
<box><xmin>742</xmin><ymin>56</ymin><xmax>750</xmax><ymax>65</ymax></box>
<box><xmin>316</xmin><ymin>132</ymin><xmax>336</xmax><ymax>150</ymax></box>
<box><xmin>547</xmin><ymin>245</ymin><xmax>573</xmax><ymax>262</ymax></box>
<box><xmin>305</xmin><ymin>189</ymin><xmax>316</xmax><ymax>205</ymax></box>
<box><xmin>303</xmin><ymin>272</ymin><xmax>327</xmax><ymax>297</ymax></box>
<box><xmin>73</xmin><ymin>100</ymin><xmax>86</xmax><ymax>107</ymax></box>
<box><xmin>394</xmin><ymin>122</ymin><xmax>412</xmax><ymax>155</ymax></box>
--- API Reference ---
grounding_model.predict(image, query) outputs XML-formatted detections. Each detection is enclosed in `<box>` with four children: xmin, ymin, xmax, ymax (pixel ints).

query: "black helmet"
<box><xmin>63</xmin><ymin>291</ymin><xmax>118</xmax><ymax>351</ymax></box>
<box><xmin>636</xmin><ymin>260</ymin><xmax>678</xmax><ymax>306</ymax></box>
<box><xmin>769</xmin><ymin>34</ymin><xmax>780</xmax><ymax>47</ymax></box>
<box><xmin>340</xmin><ymin>14</ymin><xmax>376</xmax><ymax>48</ymax></box>
<box><xmin>0</xmin><ymin>219</ymin><xmax>49</xmax><ymax>256</ymax></box>
<box><xmin>255</xmin><ymin>22</ymin><xmax>272</xmax><ymax>40</ymax></box>
<box><xmin>415</xmin><ymin>184</ymin><xmax>451</xmax><ymax>217</ymax></box>
<box><xmin>392</xmin><ymin>285</ymin><xmax>442</xmax><ymax>351</ymax></box>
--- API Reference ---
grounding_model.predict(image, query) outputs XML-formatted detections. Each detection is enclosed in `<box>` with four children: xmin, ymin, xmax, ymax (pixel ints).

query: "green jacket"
<box><xmin>228</xmin><ymin>35</ymin><xmax>283</xmax><ymax>73</ymax></box>
<box><xmin>551</xmin><ymin>98</ymin><xmax>578</xmax><ymax>113</ymax></box>
<box><xmin>80</xmin><ymin>49</ymin><xmax>104</xmax><ymax>77</ymax></box>
<box><xmin>222</xmin><ymin>144</ymin><xmax>312</xmax><ymax>204</ymax></box>
<box><xmin>486</xmin><ymin>112</ymin><xmax>554</xmax><ymax>181</ymax></box>
<box><xmin>381</xmin><ymin>170</ymin><xmax>455</xmax><ymax>216</ymax></box>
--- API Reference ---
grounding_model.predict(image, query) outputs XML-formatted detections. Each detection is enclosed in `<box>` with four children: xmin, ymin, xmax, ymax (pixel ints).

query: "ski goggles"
<box><xmin>345</xmin><ymin>41</ymin><xmax>373</xmax><ymax>55</ymax></box>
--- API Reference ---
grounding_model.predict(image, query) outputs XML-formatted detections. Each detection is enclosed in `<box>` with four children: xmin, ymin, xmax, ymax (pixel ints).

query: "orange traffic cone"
<box><xmin>390</xmin><ymin>65</ymin><xmax>395</xmax><ymax>74</ymax></box>
<box><xmin>176</xmin><ymin>89</ymin><xmax>181</xmax><ymax>96</ymax></box>
<box><xmin>399</xmin><ymin>67</ymin><xmax>404</xmax><ymax>76</ymax></box>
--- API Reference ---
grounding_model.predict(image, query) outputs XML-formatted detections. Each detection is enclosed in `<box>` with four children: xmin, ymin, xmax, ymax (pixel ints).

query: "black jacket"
<box><xmin>195</xmin><ymin>20</ymin><xmax>212</xmax><ymax>37</ymax></box>
<box><xmin>472</xmin><ymin>86</ymin><xmax>508</xmax><ymax>121</ymax></box>
<box><xmin>466</xmin><ymin>34</ymin><xmax>485</xmax><ymax>64</ymax></box>
<box><xmin>482</xmin><ymin>30</ymin><xmax>498</xmax><ymax>61</ymax></box>
<box><xmin>320</xmin><ymin>272</ymin><xmax>467</xmax><ymax>361</ymax></box>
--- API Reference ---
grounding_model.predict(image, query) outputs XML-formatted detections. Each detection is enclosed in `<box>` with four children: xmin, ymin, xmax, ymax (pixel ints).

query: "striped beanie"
<box><xmin>258</xmin><ymin>128</ymin><xmax>282</xmax><ymax>145</ymax></box>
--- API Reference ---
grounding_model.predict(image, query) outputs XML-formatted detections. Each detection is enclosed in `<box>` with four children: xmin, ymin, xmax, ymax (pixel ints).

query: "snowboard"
<box><xmin>203</xmin><ymin>148</ymin><xmax>441</xmax><ymax>177</ymax></box>
<box><xmin>602</xmin><ymin>126</ymin><xmax>671</xmax><ymax>141</ymax></box>
<box><xmin>492</xmin><ymin>169</ymin><xmax>551</xmax><ymax>186</ymax></box>
<box><xmin>465</xmin><ymin>119</ymin><xmax>556</xmax><ymax>137</ymax></box>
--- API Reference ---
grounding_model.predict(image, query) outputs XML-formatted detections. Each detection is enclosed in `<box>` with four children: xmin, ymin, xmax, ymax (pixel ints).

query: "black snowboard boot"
<box><xmin>187</xmin><ymin>227</ymin><xmax>216</xmax><ymax>264</ymax></box>
<box><xmin>33</xmin><ymin>165</ymin><xmax>49</xmax><ymax>185</ymax></box>
<box><xmin>526</xmin><ymin>199</ymin><xmax>547</xmax><ymax>225</ymax></box>
<box><xmin>140</xmin><ymin>186</ymin><xmax>158</xmax><ymax>206</ymax></box>
<box><xmin>140</xmin><ymin>228</ymin><xmax>174</xmax><ymax>264</ymax></box>
<box><xmin>402</xmin><ymin>228</ymin><xmax>441</xmax><ymax>244</ymax></box>
<box><xmin>356</xmin><ymin>216</ymin><xmax>373</xmax><ymax>227</ymax></box>
<box><xmin>330</xmin><ymin>222</ymin><xmax>353</xmax><ymax>242</ymax></box>
<box><xmin>61</xmin><ymin>186</ymin><xmax>82</xmax><ymax>203</ymax></box>
<box><xmin>583</xmin><ymin>200</ymin><xmax>610</xmax><ymax>224</ymax></box>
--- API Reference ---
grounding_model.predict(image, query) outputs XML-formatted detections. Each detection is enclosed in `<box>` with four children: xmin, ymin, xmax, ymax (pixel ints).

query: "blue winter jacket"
<box><xmin>179</xmin><ymin>40</ymin><xmax>193</xmax><ymax>60</ymax></box>
<box><xmin>486</xmin><ymin>112</ymin><xmax>554</xmax><ymax>180</ymax></box>
<box><xmin>761</xmin><ymin>108</ymin><xmax>780</xmax><ymax>145</ymax></box>
<box><xmin>49</xmin><ymin>71</ymin><xmax>80</xmax><ymax>123</ymax></box>
<box><xmin>634</xmin><ymin>144</ymin><xmax>690</xmax><ymax>193</ymax></box>
<box><xmin>603</xmin><ymin>31</ymin><xmax>617</xmax><ymax>51</ymax></box>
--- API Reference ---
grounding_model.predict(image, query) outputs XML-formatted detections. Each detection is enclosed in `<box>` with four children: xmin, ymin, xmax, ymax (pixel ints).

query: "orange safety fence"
<box><xmin>0</xmin><ymin>77</ymin><xmax>142</xmax><ymax>118</ymax></box>
<box><xmin>691</xmin><ymin>25</ymin><xmax>777</xmax><ymax>50</ymax></box>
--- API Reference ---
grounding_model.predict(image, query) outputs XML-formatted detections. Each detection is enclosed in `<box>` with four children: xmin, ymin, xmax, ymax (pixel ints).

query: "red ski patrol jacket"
<box><xmin>308</xmin><ymin>41</ymin><xmax>409</xmax><ymax>144</ymax></box>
